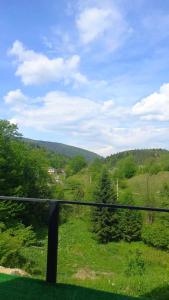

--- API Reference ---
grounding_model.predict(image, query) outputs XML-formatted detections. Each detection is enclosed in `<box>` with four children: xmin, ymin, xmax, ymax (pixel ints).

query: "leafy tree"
<box><xmin>65</xmin><ymin>178</ymin><xmax>84</xmax><ymax>201</ymax></box>
<box><xmin>88</xmin><ymin>158</ymin><xmax>104</xmax><ymax>182</ymax></box>
<box><xmin>91</xmin><ymin>169</ymin><xmax>120</xmax><ymax>243</ymax></box>
<box><xmin>66</xmin><ymin>155</ymin><xmax>87</xmax><ymax>175</ymax></box>
<box><xmin>117</xmin><ymin>156</ymin><xmax>137</xmax><ymax>179</ymax></box>
<box><xmin>0</xmin><ymin>120</ymin><xmax>53</xmax><ymax>225</ymax></box>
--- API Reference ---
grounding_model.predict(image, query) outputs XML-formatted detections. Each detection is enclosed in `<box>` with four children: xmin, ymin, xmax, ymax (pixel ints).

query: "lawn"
<box><xmin>0</xmin><ymin>273</ymin><xmax>148</xmax><ymax>300</ymax></box>
<box><xmin>20</xmin><ymin>217</ymin><xmax>169</xmax><ymax>300</ymax></box>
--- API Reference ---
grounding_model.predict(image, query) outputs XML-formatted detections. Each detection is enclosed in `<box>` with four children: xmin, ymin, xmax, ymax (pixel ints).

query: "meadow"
<box><xmin>21</xmin><ymin>216</ymin><xmax>169</xmax><ymax>300</ymax></box>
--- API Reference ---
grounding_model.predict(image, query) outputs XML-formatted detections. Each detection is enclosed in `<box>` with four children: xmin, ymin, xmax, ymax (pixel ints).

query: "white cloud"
<box><xmin>76</xmin><ymin>5</ymin><xmax>131</xmax><ymax>50</ymax></box>
<box><xmin>5</xmin><ymin>90</ymin><xmax>100</xmax><ymax>130</ymax></box>
<box><xmin>8</xmin><ymin>40</ymin><xmax>87</xmax><ymax>85</ymax></box>
<box><xmin>77</xmin><ymin>7</ymin><xmax>112</xmax><ymax>44</ymax></box>
<box><xmin>132</xmin><ymin>83</ymin><xmax>169</xmax><ymax>121</ymax></box>
<box><xmin>4</xmin><ymin>89</ymin><xmax>27</xmax><ymax>104</ymax></box>
<box><xmin>4</xmin><ymin>89</ymin><xmax>169</xmax><ymax>156</ymax></box>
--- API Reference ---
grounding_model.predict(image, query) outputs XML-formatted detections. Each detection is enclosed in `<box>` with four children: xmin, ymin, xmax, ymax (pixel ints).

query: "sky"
<box><xmin>1</xmin><ymin>0</ymin><xmax>169</xmax><ymax>156</ymax></box>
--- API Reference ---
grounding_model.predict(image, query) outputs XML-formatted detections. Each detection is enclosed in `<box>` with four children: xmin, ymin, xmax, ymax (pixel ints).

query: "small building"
<box><xmin>48</xmin><ymin>167</ymin><xmax>56</xmax><ymax>175</ymax></box>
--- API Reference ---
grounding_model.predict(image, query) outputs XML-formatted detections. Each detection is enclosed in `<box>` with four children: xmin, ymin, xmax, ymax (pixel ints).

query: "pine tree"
<box><xmin>91</xmin><ymin>168</ymin><xmax>120</xmax><ymax>243</ymax></box>
<box><xmin>119</xmin><ymin>190</ymin><xmax>142</xmax><ymax>242</ymax></box>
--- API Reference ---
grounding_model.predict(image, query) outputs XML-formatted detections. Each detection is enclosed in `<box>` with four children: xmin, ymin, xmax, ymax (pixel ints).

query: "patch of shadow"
<box><xmin>143</xmin><ymin>285</ymin><xmax>169</xmax><ymax>300</ymax></box>
<box><xmin>0</xmin><ymin>274</ymin><xmax>148</xmax><ymax>300</ymax></box>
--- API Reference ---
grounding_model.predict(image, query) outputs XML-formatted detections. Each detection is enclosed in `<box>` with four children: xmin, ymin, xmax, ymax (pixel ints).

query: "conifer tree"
<box><xmin>91</xmin><ymin>168</ymin><xmax>120</xmax><ymax>243</ymax></box>
<box><xmin>119</xmin><ymin>190</ymin><xmax>142</xmax><ymax>242</ymax></box>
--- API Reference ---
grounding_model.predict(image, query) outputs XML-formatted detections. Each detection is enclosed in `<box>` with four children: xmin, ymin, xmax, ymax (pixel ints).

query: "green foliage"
<box><xmin>119</xmin><ymin>191</ymin><xmax>142</xmax><ymax>242</ymax></box>
<box><xmin>116</xmin><ymin>156</ymin><xmax>137</xmax><ymax>179</ymax></box>
<box><xmin>0</xmin><ymin>120</ymin><xmax>54</xmax><ymax>225</ymax></box>
<box><xmin>91</xmin><ymin>169</ymin><xmax>120</xmax><ymax>243</ymax></box>
<box><xmin>106</xmin><ymin>148</ymin><xmax>169</xmax><ymax>168</ymax></box>
<box><xmin>0</xmin><ymin>224</ymin><xmax>36</xmax><ymax>268</ymax></box>
<box><xmin>45</xmin><ymin>150</ymin><xmax>68</xmax><ymax>169</ymax></box>
<box><xmin>160</xmin><ymin>182</ymin><xmax>169</xmax><ymax>202</ymax></box>
<box><xmin>23</xmin><ymin>137</ymin><xmax>100</xmax><ymax>161</ymax></box>
<box><xmin>125</xmin><ymin>249</ymin><xmax>145</xmax><ymax>276</ymax></box>
<box><xmin>66</xmin><ymin>155</ymin><xmax>87</xmax><ymax>176</ymax></box>
<box><xmin>88</xmin><ymin>158</ymin><xmax>104</xmax><ymax>182</ymax></box>
<box><xmin>142</xmin><ymin>223</ymin><xmax>169</xmax><ymax>250</ymax></box>
<box><xmin>65</xmin><ymin>178</ymin><xmax>84</xmax><ymax>200</ymax></box>
<box><xmin>144</xmin><ymin>161</ymin><xmax>162</xmax><ymax>175</ymax></box>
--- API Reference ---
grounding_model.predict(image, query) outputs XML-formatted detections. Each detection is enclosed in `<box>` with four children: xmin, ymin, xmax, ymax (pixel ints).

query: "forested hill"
<box><xmin>22</xmin><ymin>138</ymin><xmax>101</xmax><ymax>161</ymax></box>
<box><xmin>106</xmin><ymin>149</ymin><xmax>169</xmax><ymax>166</ymax></box>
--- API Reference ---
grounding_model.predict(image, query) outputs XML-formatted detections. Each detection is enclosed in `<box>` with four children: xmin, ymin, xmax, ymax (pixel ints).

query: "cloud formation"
<box><xmin>4</xmin><ymin>87</ymin><xmax>169</xmax><ymax>156</ymax></box>
<box><xmin>76</xmin><ymin>4</ymin><xmax>131</xmax><ymax>51</ymax></box>
<box><xmin>8</xmin><ymin>40</ymin><xmax>87</xmax><ymax>85</ymax></box>
<box><xmin>132</xmin><ymin>83</ymin><xmax>169</xmax><ymax>121</ymax></box>
<box><xmin>4</xmin><ymin>89</ymin><xmax>27</xmax><ymax>105</ymax></box>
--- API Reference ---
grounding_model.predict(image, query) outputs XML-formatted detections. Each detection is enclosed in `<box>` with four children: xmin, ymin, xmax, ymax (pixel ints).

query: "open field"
<box><xmin>20</xmin><ymin>217</ymin><xmax>169</xmax><ymax>300</ymax></box>
<box><xmin>0</xmin><ymin>273</ymin><xmax>149</xmax><ymax>300</ymax></box>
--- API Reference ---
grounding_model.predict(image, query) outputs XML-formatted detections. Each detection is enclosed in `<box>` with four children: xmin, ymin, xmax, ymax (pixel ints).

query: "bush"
<box><xmin>0</xmin><ymin>230</ymin><xmax>25</xmax><ymax>267</ymax></box>
<box><xmin>142</xmin><ymin>223</ymin><xmax>169</xmax><ymax>250</ymax></box>
<box><xmin>125</xmin><ymin>249</ymin><xmax>145</xmax><ymax>276</ymax></box>
<box><xmin>0</xmin><ymin>224</ymin><xmax>37</xmax><ymax>268</ymax></box>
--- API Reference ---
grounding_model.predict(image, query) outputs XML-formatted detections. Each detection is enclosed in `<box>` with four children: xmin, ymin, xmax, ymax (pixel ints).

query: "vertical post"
<box><xmin>116</xmin><ymin>179</ymin><xmax>119</xmax><ymax>202</ymax></box>
<box><xmin>46</xmin><ymin>202</ymin><xmax>59</xmax><ymax>283</ymax></box>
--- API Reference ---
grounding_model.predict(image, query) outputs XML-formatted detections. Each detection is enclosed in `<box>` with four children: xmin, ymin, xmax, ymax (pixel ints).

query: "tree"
<box><xmin>91</xmin><ymin>169</ymin><xmax>120</xmax><ymax>243</ymax></box>
<box><xmin>66</xmin><ymin>155</ymin><xmax>87</xmax><ymax>175</ymax></box>
<box><xmin>88</xmin><ymin>158</ymin><xmax>103</xmax><ymax>182</ymax></box>
<box><xmin>0</xmin><ymin>120</ymin><xmax>53</xmax><ymax>225</ymax></box>
<box><xmin>117</xmin><ymin>156</ymin><xmax>137</xmax><ymax>179</ymax></box>
<box><xmin>118</xmin><ymin>190</ymin><xmax>142</xmax><ymax>242</ymax></box>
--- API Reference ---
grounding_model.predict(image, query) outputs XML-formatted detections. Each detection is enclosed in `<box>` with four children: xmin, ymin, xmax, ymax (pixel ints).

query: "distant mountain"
<box><xmin>22</xmin><ymin>138</ymin><xmax>102</xmax><ymax>161</ymax></box>
<box><xmin>106</xmin><ymin>149</ymin><xmax>169</xmax><ymax>166</ymax></box>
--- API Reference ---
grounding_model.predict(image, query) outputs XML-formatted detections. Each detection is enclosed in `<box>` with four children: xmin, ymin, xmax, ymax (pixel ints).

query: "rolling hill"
<box><xmin>106</xmin><ymin>149</ymin><xmax>169</xmax><ymax>166</ymax></box>
<box><xmin>22</xmin><ymin>138</ymin><xmax>102</xmax><ymax>161</ymax></box>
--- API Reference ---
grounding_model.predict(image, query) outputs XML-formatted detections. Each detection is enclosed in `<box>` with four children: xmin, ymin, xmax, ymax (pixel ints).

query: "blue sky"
<box><xmin>1</xmin><ymin>0</ymin><xmax>169</xmax><ymax>156</ymax></box>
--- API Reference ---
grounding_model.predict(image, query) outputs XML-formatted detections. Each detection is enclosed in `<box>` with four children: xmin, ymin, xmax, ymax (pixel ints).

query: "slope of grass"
<box><xmin>0</xmin><ymin>273</ymin><xmax>147</xmax><ymax>300</ymax></box>
<box><xmin>128</xmin><ymin>171</ymin><xmax>169</xmax><ymax>205</ymax></box>
<box><xmin>20</xmin><ymin>217</ymin><xmax>169</xmax><ymax>300</ymax></box>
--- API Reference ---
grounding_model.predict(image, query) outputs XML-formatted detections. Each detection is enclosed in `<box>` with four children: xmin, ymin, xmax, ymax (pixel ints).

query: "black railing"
<box><xmin>0</xmin><ymin>195</ymin><xmax>169</xmax><ymax>284</ymax></box>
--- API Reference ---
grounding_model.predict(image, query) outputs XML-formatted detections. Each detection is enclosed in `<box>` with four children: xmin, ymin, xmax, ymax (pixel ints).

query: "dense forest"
<box><xmin>22</xmin><ymin>137</ymin><xmax>101</xmax><ymax>161</ymax></box>
<box><xmin>1</xmin><ymin>119</ymin><xmax>169</xmax><ymax>299</ymax></box>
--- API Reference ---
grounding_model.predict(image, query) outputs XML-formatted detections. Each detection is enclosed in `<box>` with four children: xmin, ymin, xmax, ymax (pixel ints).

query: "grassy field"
<box><xmin>128</xmin><ymin>171</ymin><xmax>169</xmax><ymax>205</ymax></box>
<box><xmin>20</xmin><ymin>216</ymin><xmax>169</xmax><ymax>300</ymax></box>
<box><xmin>0</xmin><ymin>273</ymin><xmax>147</xmax><ymax>300</ymax></box>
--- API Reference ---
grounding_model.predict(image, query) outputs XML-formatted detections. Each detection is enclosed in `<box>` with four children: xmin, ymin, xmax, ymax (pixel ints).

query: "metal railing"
<box><xmin>0</xmin><ymin>195</ymin><xmax>169</xmax><ymax>284</ymax></box>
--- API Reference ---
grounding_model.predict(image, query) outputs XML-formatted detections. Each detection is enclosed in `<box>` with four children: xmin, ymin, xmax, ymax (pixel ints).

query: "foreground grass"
<box><xmin>0</xmin><ymin>273</ymin><xmax>147</xmax><ymax>300</ymax></box>
<box><xmin>21</xmin><ymin>217</ymin><xmax>169</xmax><ymax>300</ymax></box>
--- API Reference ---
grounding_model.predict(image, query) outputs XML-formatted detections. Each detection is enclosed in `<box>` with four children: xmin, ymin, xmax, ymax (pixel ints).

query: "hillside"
<box><xmin>20</xmin><ymin>217</ymin><xmax>169</xmax><ymax>299</ymax></box>
<box><xmin>22</xmin><ymin>138</ymin><xmax>101</xmax><ymax>161</ymax></box>
<box><xmin>106</xmin><ymin>149</ymin><xmax>169</xmax><ymax>167</ymax></box>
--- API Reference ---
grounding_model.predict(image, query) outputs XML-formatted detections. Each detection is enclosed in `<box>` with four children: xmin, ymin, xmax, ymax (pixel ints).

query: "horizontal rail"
<box><xmin>0</xmin><ymin>195</ymin><xmax>169</xmax><ymax>213</ymax></box>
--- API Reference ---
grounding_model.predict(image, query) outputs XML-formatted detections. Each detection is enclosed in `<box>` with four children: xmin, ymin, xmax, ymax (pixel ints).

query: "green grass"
<box><xmin>128</xmin><ymin>171</ymin><xmax>169</xmax><ymax>205</ymax></box>
<box><xmin>0</xmin><ymin>273</ymin><xmax>147</xmax><ymax>300</ymax></box>
<box><xmin>20</xmin><ymin>217</ymin><xmax>169</xmax><ymax>300</ymax></box>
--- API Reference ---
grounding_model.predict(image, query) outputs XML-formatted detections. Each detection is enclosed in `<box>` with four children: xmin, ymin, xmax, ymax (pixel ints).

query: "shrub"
<box><xmin>125</xmin><ymin>249</ymin><xmax>145</xmax><ymax>276</ymax></box>
<box><xmin>0</xmin><ymin>230</ymin><xmax>25</xmax><ymax>267</ymax></box>
<box><xmin>0</xmin><ymin>224</ymin><xmax>37</xmax><ymax>268</ymax></box>
<box><xmin>142</xmin><ymin>223</ymin><xmax>169</xmax><ymax>250</ymax></box>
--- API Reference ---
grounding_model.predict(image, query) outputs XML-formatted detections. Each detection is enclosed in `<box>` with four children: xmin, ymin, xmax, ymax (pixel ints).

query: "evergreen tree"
<box><xmin>119</xmin><ymin>190</ymin><xmax>142</xmax><ymax>242</ymax></box>
<box><xmin>91</xmin><ymin>168</ymin><xmax>120</xmax><ymax>243</ymax></box>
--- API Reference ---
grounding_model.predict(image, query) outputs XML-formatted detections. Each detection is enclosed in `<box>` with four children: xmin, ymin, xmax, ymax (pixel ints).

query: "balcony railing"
<box><xmin>0</xmin><ymin>195</ymin><xmax>169</xmax><ymax>284</ymax></box>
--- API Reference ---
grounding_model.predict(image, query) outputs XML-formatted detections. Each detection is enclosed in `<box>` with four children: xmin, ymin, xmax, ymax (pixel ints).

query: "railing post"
<box><xmin>46</xmin><ymin>202</ymin><xmax>59</xmax><ymax>283</ymax></box>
